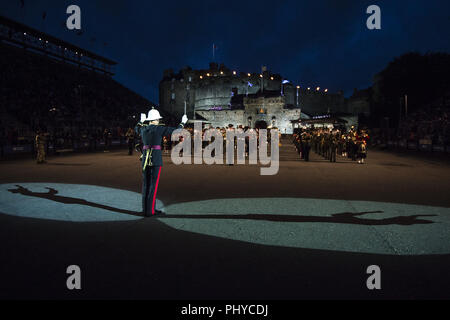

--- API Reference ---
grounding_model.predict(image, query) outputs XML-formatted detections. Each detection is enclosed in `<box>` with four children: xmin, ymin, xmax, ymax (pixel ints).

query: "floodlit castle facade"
<box><xmin>159</xmin><ymin>63</ymin><xmax>354</xmax><ymax>133</ymax></box>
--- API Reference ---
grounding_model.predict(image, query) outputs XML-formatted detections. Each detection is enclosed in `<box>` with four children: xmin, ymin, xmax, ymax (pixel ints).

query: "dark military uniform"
<box><xmin>357</xmin><ymin>141</ymin><xmax>368</xmax><ymax>164</ymax></box>
<box><xmin>135</xmin><ymin>122</ymin><xmax>184</xmax><ymax>216</ymax></box>
<box><xmin>103</xmin><ymin>129</ymin><xmax>110</xmax><ymax>152</ymax></box>
<box><xmin>303</xmin><ymin>133</ymin><xmax>311</xmax><ymax>161</ymax></box>
<box><xmin>329</xmin><ymin>134</ymin><xmax>337</xmax><ymax>162</ymax></box>
<box><xmin>125</xmin><ymin>128</ymin><xmax>135</xmax><ymax>155</ymax></box>
<box><xmin>35</xmin><ymin>132</ymin><xmax>47</xmax><ymax>164</ymax></box>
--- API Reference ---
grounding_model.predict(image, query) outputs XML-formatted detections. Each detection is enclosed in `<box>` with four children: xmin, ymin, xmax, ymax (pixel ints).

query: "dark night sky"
<box><xmin>1</xmin><ymin>0</ymin><xmax>449</xmax><ymax>103</ymax></box>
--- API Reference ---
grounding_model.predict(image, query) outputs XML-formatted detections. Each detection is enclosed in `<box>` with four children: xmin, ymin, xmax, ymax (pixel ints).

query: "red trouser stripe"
<box><xmin>152</xmin><ymin>167</ymin><xmax>162</xmax><ymax>215</ymax></box>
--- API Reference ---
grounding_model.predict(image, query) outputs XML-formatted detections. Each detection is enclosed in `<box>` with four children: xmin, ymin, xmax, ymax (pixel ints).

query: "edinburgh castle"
<box><xmin>159</xmin><ymin>63</ymin><xmax>369</xmax><ymax>133</ymax></box>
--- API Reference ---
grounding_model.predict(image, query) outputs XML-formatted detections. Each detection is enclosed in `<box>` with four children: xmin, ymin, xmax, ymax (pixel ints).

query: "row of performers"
<box><xmin>293</xmin><ymin>128</ymin><xmax>369</xmax><ymax>164</ymax></box>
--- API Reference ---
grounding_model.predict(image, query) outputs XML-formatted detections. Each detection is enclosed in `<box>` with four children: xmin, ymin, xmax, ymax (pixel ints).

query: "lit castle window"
<box><xmin>257</xmin><ymin>108</ymin><xmax>267</xmax><ymax>114</ymax></box>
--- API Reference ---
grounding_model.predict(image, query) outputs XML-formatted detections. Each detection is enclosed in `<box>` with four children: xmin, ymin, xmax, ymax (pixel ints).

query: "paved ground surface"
<box><xmin>1</xmin><ymin>138</ymin><xmax>450</xmax><ymax>299</ymax></box>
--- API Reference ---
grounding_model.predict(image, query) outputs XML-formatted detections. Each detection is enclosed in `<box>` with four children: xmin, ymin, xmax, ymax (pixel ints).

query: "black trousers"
<box><xmin>304</xmin><ymin>146</ymin><xmax>311</xmax><ymax>161</ymax></box>
<box><xmin>330</xmin><ymin>147</ymin><xmax>336</xmax><ymax>162</ymax></box>
<box><xmin>142</xmin><ymin>166</ymin><xmax>162</xmax><ymax>216</ymax></box>
<box><xmin>128</xmin><ymin>140</ymin><xmax>134</xmax><ymax>155</ymax></box>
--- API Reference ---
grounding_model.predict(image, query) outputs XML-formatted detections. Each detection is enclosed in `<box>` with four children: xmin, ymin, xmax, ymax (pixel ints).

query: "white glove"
<box><xmin>182</xmin><ymin>114</ymin><xmax>188</xmax><ymax>124</ymax></box>
<box><xmin>140</xmin><ymin>113</ymin><xmax>147</xmax><ymax>122</ymax></box>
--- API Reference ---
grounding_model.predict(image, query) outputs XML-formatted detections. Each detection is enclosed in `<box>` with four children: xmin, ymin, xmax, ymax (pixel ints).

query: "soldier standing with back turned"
<box><xmin>135</xmin><ymin>108</ymin><xmax>188</xmax><ymax>217</ymax></box>
<box><xmin>303</xmin><ymin>131</ymin><xmax>311</xmax><ymax>162</ymax></box>
<box><xmin>329</xmin><ymin>132</ymin><xmax>337</xmax><ymax>163</ymax></box>
<box><xmin>125</xmin><ymin>127</ymin><xmax>135</xmax><ymax>156</ymax></box>
<box><xmin>35</xmin><ymin>129</ymin><xmax>47</xmax><ymax>164</ymax></box>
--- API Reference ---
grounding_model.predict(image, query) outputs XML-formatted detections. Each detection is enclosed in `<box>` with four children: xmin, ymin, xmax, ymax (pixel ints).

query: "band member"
<box><xmin>103</xmin><ymin>128</ymin><xmax>111</xmax><ymax>152</ymax></box>
<box><xmin>357</xmin><ymin>140</ymin><xmax>368</xmax><ymax>164</ymax></box>
<box><xmin>135</xmin><ymin>108</ymin><xmax>188</xmax><ymax>217</ymax></box>
<box><xmin>329</xmin><ymin>132</ymin><xmax>337</xmax><ymax>163</ymax></box>
<box><xmin>302</xmin><ymin>131</ymin><xmax>312</xmax><ymax>162</ymax></box>
<box><xmin>35</xmin><ymin>129</ymin><xmax>47</xmax><ymax>164</ymax></box>
<box><xmin>125</xmin><ymin>127</ymin><xmax>135</xmax><ymax>155</ymax></box>
<box><xmin>162</xmin><ymin>136</ymin><xmax>169</xmax><ymax>154</ymax></box>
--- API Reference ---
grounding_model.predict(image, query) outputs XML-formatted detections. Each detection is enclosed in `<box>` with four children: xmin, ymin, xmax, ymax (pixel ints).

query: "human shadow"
<box><xmin>47</xmin><ymin>163</ymin><xmax>91</xmax><ymax>166</ymax></box>
<box><xmin>7</xmin><ymin>185</ymin><xmax>437</xmax><ymax>225</ymax></box>
<box><xmin>162</xmin><ymin>210</ymin><xmax>437</xmax><ymax>226</ymax></box>
<box><xmin>8</xmin><ymin>185</ymin><xmax>142</xmax><ymax>217</ymax></box>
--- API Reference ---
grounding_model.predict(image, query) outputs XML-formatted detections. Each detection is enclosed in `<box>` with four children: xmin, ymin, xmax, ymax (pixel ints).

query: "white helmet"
<box><xmin>146</xmin><ymin>107</ymin><xmax>162</xmax><ymax>121</ymax></box>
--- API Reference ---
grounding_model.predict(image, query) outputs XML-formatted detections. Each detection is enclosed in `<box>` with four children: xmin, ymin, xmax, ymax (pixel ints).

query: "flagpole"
<box><xmin>405</xmin><ymin>94</ymin><xmax>408</xmax><ymax>117</ymax></box>
<box><xmin>20</xmin><ymin>0</ymin><xmax>25</xmax><ymax>23</ymax></box>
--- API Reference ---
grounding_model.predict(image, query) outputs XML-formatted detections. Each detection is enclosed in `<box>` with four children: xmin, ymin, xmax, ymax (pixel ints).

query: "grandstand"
<box><xmin>0</xmin><ymin>15</ymin><xmax>117</xmax><ymax>75</ymax></box>
<box><xmin>0</xmin><ymin>16</ymin><xmax>175</xmax><ymax>155</ymax></box>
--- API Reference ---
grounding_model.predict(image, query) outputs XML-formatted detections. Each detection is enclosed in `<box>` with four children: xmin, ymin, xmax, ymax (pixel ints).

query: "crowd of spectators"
<box><xmin>0</xmin><ymin>41</ymin><xmax>157</xmax><ymax>154</ymax></box>
<box><xmin>371</xmin><ymin>102</ymin><xmax>450</xmax><ymax>151</ymax></box>
<box><xmin>396</xmin><ymin>106</ymin><xmax>450</xmax><ymax>146</ymax></box>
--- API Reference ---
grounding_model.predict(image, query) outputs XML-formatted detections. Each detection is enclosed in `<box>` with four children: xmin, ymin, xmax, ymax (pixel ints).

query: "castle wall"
<box><xmin>196</xmin><ymin>110</ymin><xmax>246</xmax><ymax>128</ymax></box>
<box><xmin>159</xmin><ymin>63</ymin><xmax>349</xmax><ymax>120</ymax></box>
<box><xmin>197</xmin><ymin>95</ymin><xmax>302</xmax><ymax>134</ymax></box>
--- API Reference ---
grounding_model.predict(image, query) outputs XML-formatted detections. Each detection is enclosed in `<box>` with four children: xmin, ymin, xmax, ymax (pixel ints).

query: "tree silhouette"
<box><xmin>372</xmin><ymin>52</ymin><xmax>450</xmax><ymax>126</ymax></box>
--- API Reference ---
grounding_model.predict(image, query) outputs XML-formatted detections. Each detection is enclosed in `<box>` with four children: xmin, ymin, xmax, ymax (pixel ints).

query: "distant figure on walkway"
<box><xmin>357</xmin><ymin>140</ymin><xmax>367</xmax><ymax>164</ymax></box>
<box><xmin>125</xmin><ymin>128</ymin><xmax>135</xmax><ymax>156</ymax></box>
<box><xmin>35</xmin><ymin>129</ymin><xmax>47</xmax><ymax>164</ymax></box>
